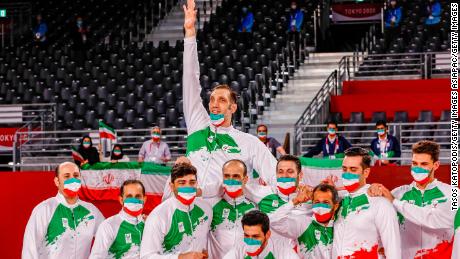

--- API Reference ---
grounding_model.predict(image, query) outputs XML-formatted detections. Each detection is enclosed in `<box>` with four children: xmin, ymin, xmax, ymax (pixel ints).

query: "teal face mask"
<box><xmin>210</xmin><ymin>113</ymin><xmax>225</xmax><ymax>127</ymax></box>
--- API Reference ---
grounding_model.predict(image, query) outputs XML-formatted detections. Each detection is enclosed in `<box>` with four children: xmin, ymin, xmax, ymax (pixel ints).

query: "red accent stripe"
<box><xmin>99</xmin><ymin>132</ymin><xmax>116</xmax><ymax>140</ymax></box>
<box><xmin>343</xmin><ymin>182</ymin><xmax>361</xmax><ymax>193</ymax></box>
<box><xmin>277</xmin><ymin>186</ymin><xmax>296</xmax><ymax>196</ymax></box>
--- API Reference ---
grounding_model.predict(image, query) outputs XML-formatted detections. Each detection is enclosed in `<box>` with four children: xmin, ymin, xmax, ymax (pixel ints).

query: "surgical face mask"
<box><xmin>151</xmin><ymin>132</ymin><xmax>160</xmax><ymax>140</ymax></box>
<box><xmin>123</xmin><ymin>197</ymin><xmax>144</xmax><ymax>217</ymax></box>
<box><xmin>223</xmin><ymin>179</ymin><xmax>243</xmax><ymax>198</ymax></box>
<box><xmin>291</xmin><ymin>5</ymin><xmax>297</xmax><ymax>9</ymax></box>
<box><xmin>210</xmin><ymin>113</ymin><xmax>225</xmax><ymax>127</ymax></box>
<box><xmin>63</xmin><ymin>178</ymin><xmax>81</xmax><ymax>197</ymax></box>
<box><xmin>411</xmin><ymin>166</ymin><xmax>431</xmax><ymax>185</ymax></box>
<box><xmin>277</xmin><ymin>177</ymin><xmax>297</xmax><ymax>196</ymax></box>
<box><xmin>376</xmin><ymin>129</ymin><xmax>385</xmax><ymax>136</ymax></box>
<box><xmin>257</xmin><ymin>132</ymin><xmax>267</xmax><ymax>139</ymax></box>
<box><xmin>312</xmin><ymin>203</ymin><xmax>333</xmax><ymax>223</ymax></box>
<box><xmin>327</xmin><ymin>128</ymin><xmax>336</xmax><ymax>135</ymax></box>
<box><xmin>341</xmin><ymin>172</ymin><xmax>361</xmax><ymax>193</ymax></box>
<box><xmin>113</xmin><ymin>149</ymin><xmax>122</xmax><ymax>156</ymax></box>
<box><xmin>176</xmin><ymin>186</ymin><xmax>197</xmax><ymax>205</ymax></box>
<box><xmin>244</xmin><ymin>237</ymin><xmax>264</xmax><ymax>256</ymax></box>
<box><xmin>83</xmin><ymin>141</ymin><xmax>91</xmax><ymax>148</ymax></box>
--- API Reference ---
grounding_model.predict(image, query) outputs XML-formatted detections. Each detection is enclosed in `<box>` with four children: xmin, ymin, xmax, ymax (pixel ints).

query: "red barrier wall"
<box><xmin>336</xmin><ymin>78</ymin><xmax>451</xmax><ymax>121</ymax></box>
<box><xmin>0</xmin><ymin>166</ymin><xmax>451</xmax><ymax>258</ymax></box>
<box><xmin>342</xmin><ymin>78</ymin><xmax>450</xmax><ymax>95</ymax></box>
<box><xmin>330</xmin><ymin>93</ymin><xmax>449</xmax><ymax>121</ymax></box>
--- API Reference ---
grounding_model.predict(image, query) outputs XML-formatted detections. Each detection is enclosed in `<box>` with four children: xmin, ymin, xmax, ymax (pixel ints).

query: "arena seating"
<box><xmin>0</xmin><ymin>0</ymin><xmax>323</xmax><ymax>133</ymax></box>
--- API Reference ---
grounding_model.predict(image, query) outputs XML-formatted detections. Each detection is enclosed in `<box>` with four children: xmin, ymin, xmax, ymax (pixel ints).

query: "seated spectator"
<box><xmin>70</xmin><ymin>16</ymin><xmax>91</xmax><ymax>65</ymax></box>
<box><xmin>287</xmin><ymin>1</ymin><xmax>303</xmax><ymax>64</ymax></box>
<box><xmin>256</xmin><ymin>124</ymin><xmax>286</xmax><ymax>157</ymax></box>
<box><xmin>138</xmin><ymin>126</ymin><xmax>171</xmax><ymax>164</ymax></box>
<box><xmin>370</xmin><ymin>120</ymin><xmax>401</xmax><ymax>166</ymax></box>
<box><xmin>303</xmin><ymin>121</ymin><xmax>351</xmax><ymax>159</ymax></box>
<box><xmin>101</xmin><ymin>144</ymin><xmax>130</xmax><ymax>163</ymax></box>
<box><xmin>425</xmin><ymin>0</ymin><xmax>442</xmax><ymax>39</ymax></box>
<box><xmin>32</xmin><ymin>14</ymin><xmax>48</xmax><ymax>49</ymax></box>
<box><xmin>384</xmin><ymin>0</ymin><xmax>402</xmax><ymax>49</ymax></box>
<box><xmin>75</xmin><ymin>135</ymin><xmax>100</xmax><ymax>166</ymax></box>
<box><xmin>238</xmin><ymin>6</ymin><xmax>254</xmax><ymax>33</ymax></box>
<box><xmin>237</xmin><ymin>5</ymin><xmax>254</xmax><ymax>46</ymax></box>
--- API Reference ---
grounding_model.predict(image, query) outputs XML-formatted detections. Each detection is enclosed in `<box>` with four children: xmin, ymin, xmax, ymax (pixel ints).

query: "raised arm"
<box><xmin>183</xmin><ymin>0</ymin><xmax>209</xmax><ymax>134</ymax></box>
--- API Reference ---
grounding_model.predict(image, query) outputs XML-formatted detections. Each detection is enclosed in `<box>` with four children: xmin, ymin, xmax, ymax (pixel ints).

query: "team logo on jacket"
<box><xmin>125</xmin><ymin>233</ymin><xmax>132</xmax><ymax>244</ymax></box>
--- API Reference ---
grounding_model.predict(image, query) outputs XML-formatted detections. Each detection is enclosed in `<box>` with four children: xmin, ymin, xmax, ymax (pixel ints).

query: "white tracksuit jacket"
<box><xmin>453</xmin><ymin>210</ymin><xmax>460</xmax><ymax>259</ymax></box>
<box><xmin>140</xmin><ymin>196</ymin><xmax>212</xmax><ymax>259</ymax></box>
<box><xmin>208</xmin><ymin>194</ymin><xmax>257</xmax><ymax>258</ymax></box>
<box><xmin>22</xmin><ymin>192</ymin><xmax>105</xmax><ymax>259</ymax></box>
<box><xmin>161</xmin><ymin>36</ymin><xmax>277</xmax><ymax>200</ymax></box>
<box><xmin>332</xmin><ymin>184</ymin><xmax>401</xmax><ymax>259</ymax></box>
<box><xmin>90</xmin><ymin>210</ymin><xmax>144</xmax><ymax>259</ymax></box>
<box><xmin>269</xmin><ymin>201</ymin><xmax>334</xmax><ymax>259</ymax></box>
<box><xmin>392</xmin><ymin>179</ymin><xmax>456</xmax><ymax>258</ymax></box>
<box><xmin>223</xmin><ymin>237</ymin><xmax>300</xmax><ymax>259</ymax></box>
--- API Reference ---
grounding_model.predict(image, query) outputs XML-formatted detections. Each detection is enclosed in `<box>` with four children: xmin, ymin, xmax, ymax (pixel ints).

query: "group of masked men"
<box><xmin>22</xmin><ymin>0</ymin><xmax>458</xmax><ymax>258</ymax></box>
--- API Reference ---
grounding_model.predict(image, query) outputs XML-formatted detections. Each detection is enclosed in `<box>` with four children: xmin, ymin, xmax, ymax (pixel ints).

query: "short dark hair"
<box><xmin>312</xmin><ymin>184</ymin><xmax>339</xmax><ymax>204</ymax></box>
<box><xmin>256</xmin><ymin>124</ymin><xmax>268</xmax><ymax>132</ymax></box>
<box><xmin>241</xmin><ymin>210</ymin><xmax>270</xmax><ymax>234</ymax></box>
<box><xmin>223</xmin><ymin>159</ymin><xmax>248</xmax><ymax>177</ymax></box>
<box><xmin>120</xmin><ymin>179</ymin><xmax>146</xmax><ymax>196</ymax></box>
<box><xmin>277</xmin><ymin>154</ymin><xmax>302</xmax><ymax>173</ymax></box>
<box><xmin>326</xmin><ymin>120</ymin><xmax>338</xmax><ymax>129</ymax></box>
<box><xmin>170</xmin><ymin>163</ymin><xmax>198</xmax><ymax>183</ymax></box>
<box><xmin>344</xmin><ymin>147</ymin><xmax>372</xmax><ymax>169</ymax></box>
<box><xmin>212</xmin><ymin>84</ymin><xmax>237</xmax><ymax>104</ymax></box>
<box><xmin>412</xmin><ymin>140</ymin><xmax>440</xmax><ymax>162</ymax></box>
<box><xmin>375</xmin><ymin>120</ymin><xmax>387</xmax><ymax>128</ymax></box>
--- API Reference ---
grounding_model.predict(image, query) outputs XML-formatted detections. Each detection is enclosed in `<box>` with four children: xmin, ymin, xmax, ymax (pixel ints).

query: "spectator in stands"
<box><xmin>303</xmin><ymin>121</ymin><xmax>352</xmax><ymax>159</ymax></box>
<box><xmin>75</xmin><ymin>135</ymin><xmax>100</xmax><ymax>166</ymax></box>
<box><xmin>384</xmin><ymin>0</ymin><xmax>402</xmax><ymax>50</ymax></box>
<box><xmin>370</xmin><ymin>120</ymin><xmax>401</xmax><ymax>166</ymax></box>
<box><xmin>425</xmin><ymin>0</ymin><xmax>442</xmax><ymax>39</ymax></box>
<box><xmin>32</xmin><ymin>14</ymin><xmax>48</xmax><ymax>49</ymax></box>
<box><xmin>368</xmin><ymin>140</ymin><xmax>455</xmax><ymax>258</ymax></box>
<box><xmin>223</xmin><ymin>210</ymin><xmax>299</xmax><ymax>258</ymax></box>
<box><xmin>22</xmin><ymin>162</ymin><xmax>104</xmax><ymax>259</ymax></box>
<box><xmin>237</xmin><ymin>5</ymin><xmax>254</xmax><ymax>46</ymax></box>
<box><xmin>256</xmin><ymin>124</ymin><xmax>287</xmax><ymax>157</ymax></box>
<box><xmin>90</xmin><ymin>180</ymin><xmax>145</xmax><ymax>258</ymax></box>
<box><xmin>70</xmin><ymin>16</ymin><xmax>90</xmax><ymax>65</ymax></box>
<box><xmin>287</xmin><ymin>1</ymin><xmax>303</xmax><ymax>65</ymax></box>
<box><xmin>138</xmin><ymin>126</ymin><xmax>171</xmax><ymax>164</ymax></box>
<box><xmin>101</xmin><ymin>144</ymin><xmax>130</xmax><ymax>163</ymax></box>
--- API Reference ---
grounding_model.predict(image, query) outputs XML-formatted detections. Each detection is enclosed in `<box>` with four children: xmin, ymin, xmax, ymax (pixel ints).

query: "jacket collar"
<box><xmin>56</xmin><ymin>192</ymin><xmax>79</xmax><ymax>208</ymax></box>
<box><xmin>222</xmin><ymin>192</ymin><xmax>248</xmax><ymax>205</ymax></box>
<box><xmin>348</xmin><ymin>184</ymin><xmax>370</xmax><ymax>198</ymax></box>
<box><xmin>119</xmin><ymin>210</ymin><xmax>143</xmax><ymax>224</ymax></box>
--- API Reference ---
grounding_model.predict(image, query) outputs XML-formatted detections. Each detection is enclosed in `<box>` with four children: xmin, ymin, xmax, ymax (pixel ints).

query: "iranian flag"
<box><xmin>79</xmin><ymin>162</ymin><xmax>170</xmax><ymax>213</ymax></box>
<box><xmin>300</xmin><ymin>157</ymin><xmax>344</xmax><ymax>187</ymax></box>
<box><xmin>71</xmin><ymin>146</ymin><xmax>84</xmax><ymax>163</ymax></box>
<box><xmin>99</xmin><ymin>120</ymin><xmax>116</xmax><ymax>156</ymax></box>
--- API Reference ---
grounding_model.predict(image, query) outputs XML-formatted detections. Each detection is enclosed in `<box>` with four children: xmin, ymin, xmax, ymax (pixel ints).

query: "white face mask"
<box><xmin>244</xmin><ymin>238</ymin><xmax>264</xmax><ymax>256</ymax></box>
<box><xmin>123</xmin><ymin>198</ymin><xmax>144</xmax><ymax>217</ymax></box>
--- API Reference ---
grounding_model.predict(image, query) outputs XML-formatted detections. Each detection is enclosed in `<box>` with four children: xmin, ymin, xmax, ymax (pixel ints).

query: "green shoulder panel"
<box><xmin>258</xmin><ymin>194</ymin><xmax>287</xmax><ymax>214</ymax></box>
<box><xmin>108</xmin><ymin>221</ymin><xmax>144</xmax><ymax>259</ymax></box>
<box><xmin>211</xmin><ymin>199</ymin><xmax>255</xmax><ymax>231</ymax></box>
<box><xmin>186</xmin><ymin>127</ymin><xmax>241</xmax><ymax>155</ymax></box>
<box><xmin>297</xmin><ymin>221</ymin><xmax>333</xmax><ymax>253</ymax></box>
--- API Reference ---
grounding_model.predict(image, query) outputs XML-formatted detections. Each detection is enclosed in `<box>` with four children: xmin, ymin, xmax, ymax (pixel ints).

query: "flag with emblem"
<box><xmin>300</xmin><ymin>157</ymin><xmax>344</xmax><ymax>187</ymax></box>
<box><xmin>71</xmin><ymin>146</ymin><xmax>84</xmax><ymax>163</ymax></box>
<box><xmin>79</xmin><ymin>162</ymin><xmax>170</xmax><ymax>213</ymax></box>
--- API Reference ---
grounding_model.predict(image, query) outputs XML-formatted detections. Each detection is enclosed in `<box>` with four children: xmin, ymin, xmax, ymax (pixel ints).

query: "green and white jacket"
<box><xmin>140</xmin><ymin>196</ymin><xmax>212</xmax><ymax>259</ymax></box>
<box><xmin>22</xmin><ymin>192</ymin><xmax>105</xmax><ymax>259</ymax></box>
<box><xmin>270</xmin><ymin>201</ymin><xmax>334</xmax><ymax>259</ymax></box>
<box><xmin>392</xmin><ymin>179</ymin><xmax>456</xmax><ymax>258</ymax></box>
<box><xmin>452</xmin><ymin>210</ymin><xmax>460</xmax><ymax>259</ymax></box>
<box><xmin>90</xmin><ymin>210</ymin><xmax>144</xmax><ymax>259</ymax></box>
<box><xmin>175</xmin><ymin>36</ymin><xmax>277</xmax><ymax>199</ymax></box>
<box><xmin>333</xmin><ymin>184</ymin><xmax>401</xmax><ymax>259</ymax></box>
<box><xmin>209</xmin><ymin>194</ymin><xmax>257</xmax><ymax>258</ymax></box>
<box><xmin>223</xmin><ymin>237</ymin><xmax>300</xmax><ymax>259</ymax></box>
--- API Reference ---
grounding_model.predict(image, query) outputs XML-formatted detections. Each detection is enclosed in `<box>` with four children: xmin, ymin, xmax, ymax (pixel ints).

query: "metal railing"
<box><xmin>296</xmin><ymin>122</ymin><xmax>452</xmax><ymax>163</ymax></box>
<box><xmin>0</xmin><ymin>103</ymin><xmax>56</xmax><ymax>127</ymax></box>
<box><xmin>11</xmin><ymin>127</ymin><xmax>187</xmax><ymax>171</ymax></box>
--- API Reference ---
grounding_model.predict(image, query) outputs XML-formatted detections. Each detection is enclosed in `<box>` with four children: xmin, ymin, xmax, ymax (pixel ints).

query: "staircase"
<box><xmin>253</xmin><ymin>52</ymin><xmax>351</xmax><ymax>154</ymax></box>
<box><xmin>144</xmin><ymin>0</ymin><xmax>222</xmax><ymax>46</ymax></box>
